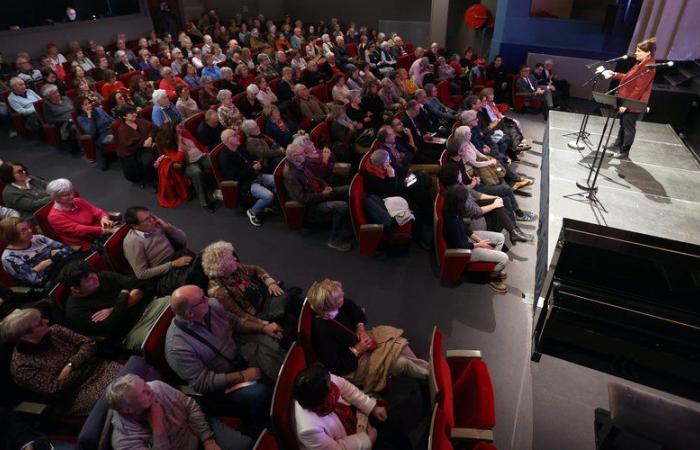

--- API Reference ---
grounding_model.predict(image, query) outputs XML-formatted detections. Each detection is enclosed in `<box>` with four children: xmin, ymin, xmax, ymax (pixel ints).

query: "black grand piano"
<box><xmin>532</xmin><ymin>219</ymin><xmax>700</xmax><ymax>401</ymax></box>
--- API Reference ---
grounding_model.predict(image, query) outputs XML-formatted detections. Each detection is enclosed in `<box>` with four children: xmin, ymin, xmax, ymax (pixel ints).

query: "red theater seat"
<box><xmin>103</xmin><ymin>224</ymin><xmax>134</xmax><ymax>275</ymax></box>
<box><xmin>210</xmin><ymin>144</ymin><xmax>241</xmax><ymax>209</ymax></box>
<box><xmin>309</xmin><ymin>83</ymin><xmax>330</xmax><ymax>104</ymax></box>
<box><xmin>270</xmin><ymin>343</ymin><xmax>306</xmax><ymax>450</ymax></box>
<box><xmin>273</xmin><ymin>159</ymin><xmax>306</xmax><ymax>230</ymax></box>
<box><xmin>253</xmin><ymin>428</ymin><xmax>279</xmax><ymax>450</ymax></box>
<box><xmin>71</xmin><ymin>111</ymin><xmax>116</xmax><ymax>162</ymax></box>
<box><xmin>33</xmin><ymin>99</ymin><xmax>62</xmax><ymax>148</ymax></box>
<box><xmin>2</xmin><ymin>89</ymin><xmax>29</xmax><ymax>137</ymax></box>
<box><xmin>49</xmin><ymin>252</ymin><xmax>109</xmax><ymax>311</ymax></box>
<box><xmin>309</xmin><ymin>119</ymin><xmax>331</xmax><ymax>148</ymax></box>
<box><xmin>296</xmin><ymin>298</ymin><xmax>316</xmax><ymax>364</ymax></box>
<box><xmin>140</xmin><ymin>306</ymin><xmax>181</xmax><ymax>383</ymax></box>
<box><xmin>349</xmin><ymin>174</ymin><xmax>412</xmax><ymax>256</ymax></box>
<box><xmin>437</xmin><ymin>80</ymin><xmax>462</xmax><ymax>110</ymax></box>
<box><xmin>512</xmin><ymin>80</ymin><xmax>545</xmax><ymax>112</ymax></box>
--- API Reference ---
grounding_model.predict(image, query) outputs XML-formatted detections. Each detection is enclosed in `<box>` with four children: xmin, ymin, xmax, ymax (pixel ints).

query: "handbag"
<box><xmin>475</xmin><ymin>155</ymin><xmax>506</xmax><ymax>185</ymax></box>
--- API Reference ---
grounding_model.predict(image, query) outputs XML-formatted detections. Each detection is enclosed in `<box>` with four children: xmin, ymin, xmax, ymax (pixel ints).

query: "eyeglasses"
<box><xmin>189</xmin><ymin>298</ymin><xmax>208</xmax><ymax>310</ymax></box>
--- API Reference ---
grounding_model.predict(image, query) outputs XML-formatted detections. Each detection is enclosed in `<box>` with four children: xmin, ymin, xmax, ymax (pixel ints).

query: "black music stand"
<box><xmin>575</xmin><ymin>93</ymin><xmax>646</xmax><ymax>201</ymax></box>
<box><xmin>565</xmin><ymin>66</ymin><xmax>608</xmax><ymax>150</ymax></box>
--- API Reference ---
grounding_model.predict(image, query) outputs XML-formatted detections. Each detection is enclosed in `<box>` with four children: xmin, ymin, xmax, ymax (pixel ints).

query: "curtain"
<box><xmin>629</xmin><ymin>0</ymin><xmax>700</xmax><ymax>60</ymax></box>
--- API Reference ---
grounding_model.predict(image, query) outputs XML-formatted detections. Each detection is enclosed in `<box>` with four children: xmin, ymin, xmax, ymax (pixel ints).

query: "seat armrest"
<box><xmin>220</xmin><ymin>180</ymin><xmax>239</xmax><ymax>188</ymax></box>
<box><xmin>446</xmin><ymin>350</ymin><xmax>482</xmax><ymax>359</ymax></box>
<box><xmin>360</xmin><ymin>224</ymin><xmax>384</xmax><ymax>231</ymax></box>
<box><xmin>285</xmin><ymin>200</ymin><xmax>305</xmax><ymax>209</ymax></box>
<box><xmin>10</xmin><ymin>286</ymin><xmax>32</xmax><ymax>294</ymax></box>
<box><xmin>445</xmin><ymin>249</ymin><xmax>472</xmax><ymax>257</ymax></box>
<box><xmin>14</xmin><ymin>401</ymin><xmax>49</xmax><ymax>415</ymax></box>
<box><xmin>179</xmin><ymin>385</ymin><xmax>204</xmax><ymax>397</ymax></box>
<box><xmin>450</xmin><ymin>428</ymin><xmax>494</xmax><ymax>442</ymax></box>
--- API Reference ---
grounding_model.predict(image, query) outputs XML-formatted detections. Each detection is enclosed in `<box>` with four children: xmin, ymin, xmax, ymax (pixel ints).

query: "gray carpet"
<box><xmin>0</xmin><ymin>109</ymin><xmax>617</xmax><ymax>450</ymax></box>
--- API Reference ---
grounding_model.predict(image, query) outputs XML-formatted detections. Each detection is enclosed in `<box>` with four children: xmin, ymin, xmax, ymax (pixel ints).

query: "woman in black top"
<box><xmin>359</xmin><ymin>80</ymin><xmax>384</xmax><ymax>130</ymax></box>
<box><xmin>307</xmin><ymin>278</ymin><xmax>428</xmax><ymax>392</ymax></box>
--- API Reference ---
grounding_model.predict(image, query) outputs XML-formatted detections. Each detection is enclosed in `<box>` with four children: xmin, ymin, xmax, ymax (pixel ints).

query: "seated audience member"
<box><xmin>0</xmin><ymin>308</ymin><xmax>122</xmax><ymax>415</ymax></box>
<box><xmin>359</xmin><ymin>80</ymin><xmax>385</xmax><ymax>129</ymax></box>
<box><xmin>151</xmin><ymin>89</ymin><xmax>183</xmax><ymax>127</ymax></box>
<box><xmin>106</xmin><ymin>374</ymin><xmax>253</xmax><ymax>450</ymax></box>
<box><xmin>41</xmin><ymin>84</ymin><xmax>77</xmax><ymax>147</ymax></box>
<box><xmin>438</xmin><ymin>164</ymin><xmax>533</xmax><ymax>243</ymax></box>
<box><xmin>93</xmin><ymin>56</ymin><xmax>110</xmax><ymax>81</ymax></box>
<box><xmin>182</xmin><ymin>62</ymin><xmax>202</xmax><ymax>88</ymax></box>
<box><xmin>71</xmin><ymin>65</ymin><xmax>95</xmax><ymax>88</ymax></box>
<box><xmin>477</xmin><ymin>89</ymin><xmax>530</xmax><ymax>153</ymax></box>
<box><xmin>395</xmin><ymin>67</ymin><xmax>417</xmax><ymax>98</ymax></box>
<box><xmin>46</xmin><ymin>178</ymin><xmax>117</xmax><ymax>248</ymax></box>
<box><xmin>114</xmin><ymin>106</ymin><xmax>158</xmax><ymax>185</ymax></box>
<box><xmin>542</xmin><ymin>59</ymin><xmax>570</xmax><ymax>106</ymax></box>
<box><xmin>129</xmin><ymin>76</ymin><xmax>154</xmax><ymax>109</ymax></box>
<box><xmin>329</xmin><ymin>104</ymin><xmax>361</xmax><ymax>161</ymax></box>
<box><xmin>201</xmin><ymin>240</ymin><xmax>295</xmax><ymax>328</ymax></box>
<box><xmin>234</xmin><ymin>64</ymin><xmax>255</xmax><ymax>89</ymax></box>
<box><xmin>15</xmin><ymin>57</ymin><xmax>43</xmax><ymax>88</ymax></box>
<box><xmin>216</xmin><ymin>89</ymin><xmax>244</xmax><ymax>129</ymax></box>
<box><xmin>263</xmin><ymin>104</ymin><xmax>300</xmax><ymax>148</ymax></box>
<box><xmin>197</xmin><ymin>109</ymin><xmax>225</xmax><ymax>150</ymax></box>
<box><xmin>59</xmin><ymin>260</ymin><xmax>153</xmax><ymax>341</ymax></box>
<box><xmin>294</xmin><ymin>365</ymin><xmax>387</xmax><ymax>450</ymax></box>
<box><xmin>486</xmin><ymin>55</ymin><xmax>510</xmax><ymax>103</ymax></box>
<box><xmin>158</xmin><ymin>123</ymin><xmax>215</xmax><ymax>211</ymax></box>
<box><xmin>515</xmin><ymin>65</ymin><xmax>553</xmax><ymax>118</ymax></box>
<box><xmin>218</xmin><ymin>129</ymin><xmax>277</xmax><ymax>227</ymax></box>
<box><xmin>448</xmin><ymin>126</ymin><xmax>536</xmax><ymax>222</ymax></box>
<box><xmin>307</xmin><ymin>279</ymin><xmax>429</xmax><ymax>391</ymax></box>
<box><xmin>100</xmin><ymin>70</ymin><xmax>127</xmax><ymax>100</ymax></box>
<box><xmin>219</xmin><ymin>66</ymin><xmax>243</xmax><ymax>95</ymax></box>
<box><xmin>158</xmin><ymin>67</ymin><xmax>186</xmax><ymax>100</ymax></box>
<box><xmin>442</xmin><ymin>184</ymin><xmax>509</xmax><ymax>292</ymax></box>
<box><xmin>200</xmin><ymin>54</ymin><xmax>221</xmax><ymax>81</ymax></box>
<box><xmin>170</xmin><ymin>48</ymin><xmax>187</xmax><ymax>75</ymax></box>
<box><xmin>469</xmin><ymin>58</ymin><xmax>490</xmax><ymax>87</ymax></box>
<box><xmin>0</xmin><ymin>162</ymin><xmax>51</xmax><ymax>217</ymax></box>
<box><xmin>110</xmin><ymin>90</ymin><xmax>137</xmax><ymax>119</ymax></box>
<box><xmin>238</xmin><ymin>84</ymin><xmax>263</xmax><ymax>119</ymax></box>
<box><xmin>164</xmin><ymin>285</ymin><xmax>280</xmax><ymax>427</ymax></box>
<box><xmin>197</xmin><ymin>76</ymin><xmax>219</xmax><ymax>110</ymax></box>
<box><xmin>303</xmin><ymin>60</ymin><xmax>329</xmax><ymax>87</ymax></box>
<box><xmin>114</xmin><ymin>50</ymin><xmax>137</xmax><ymax>75</ymax></box>
<box><xmin>322</xmin><ymin>54</ymin><xmax>341</xmax><ymax>78</ymax></box>
<box><xmin>331</xmin><ymin>74</ymin><xmax>351</xmax><ymax>105</ymax></box>
<box><xmin>123</xmin><ymin>206</ymin><xmax>195</xmax><ymax>296</ymax></box>
<box><xmin>76</xmin><ymin>78</ymin><xmax>104</xmax><ymax>106</ymax></box>
<box><xmin>255</xmin><ymin>76</ymin><xmax>278</xmax><ymax>107</ymax></box>
<box><xmin>333</xmin><ymin>36</ymin><xmax>351</xmax><ymax>67</ymax></box>
<box><xmin>401</xmin><ymin>100</ymin><xmax>443</xmax><ymax>163</ymax></box>
<box><xmin>175</xmin><ymin>84</ymin><xmax>200</xmax><ymax>118</ymax></box>
<box><xmin>136</xmin><ymin>49</ymin><xmax>152</xmax><ymax>71</ymax></box>
<box><xmin>283</xmin><ymin>144</ymin><xmax>353</xmax><ymax>252</ymax></box>
<box><xmin>277</xmin><ymin>66</ymin><xmax>296</xmax><ymax>105</ymax></box>
<box><xmin>0</xmin><ymin>217</ymin><xmax>73</xmax><ymax>287</ymax></box>
<box><xmin>75</xmin><ymin>95</ymin><xmax>115</xmax><ymax>171</ymax></box>
<box><xmin>378</xmin><ymin>77</ymin><xmax>406</xmax><ymax>112</ymax></box>
<box><xmin>375</xmin><ymin>124</ymin><xmax>413</xmax><ymax>180</ymax></box>
<box><xmin>422</xmin><ymin>83</ymin><xmax>458</xmax><ymax>123</ymax></box>
<box><xmin>409</xmin><ymin>57</ymin><xmax>430</xmax><ymax>89</ymax></box>
<box><xmin>40</xmin><ymin>69</ymin><xmax>68</xmax><ymax>96</ymax></box>
<box><xmin>256</xmin><ymin>54</ymin><xmax>280</xmax><ymax>81</ymax></box>
<box><xmin>295</xmin><ymin>84</ymin><xmax>329</xmax><ymax>125</ymax></box>
<box><xmin>241</xmin><ymin>119</ymin><xmax>285</xmax><ymax>168</ymax></box>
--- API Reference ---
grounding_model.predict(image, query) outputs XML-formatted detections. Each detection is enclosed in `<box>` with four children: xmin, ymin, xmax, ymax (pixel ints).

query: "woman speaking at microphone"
<box><xmin>604</xmin><ymin>37</ymin><xmax>656</xmax><ymax>158</ymax></box>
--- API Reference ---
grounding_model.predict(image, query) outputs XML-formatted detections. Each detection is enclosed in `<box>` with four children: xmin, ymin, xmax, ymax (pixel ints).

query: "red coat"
<box><xmin>613</xmin><ymin>56</ymin><xmax>655</xmax><ymax>112</ymax></box>
<box><xmin>157</xmin><ymin>149</ymin><xmax>191</xmax><ymax>208</ymax></box>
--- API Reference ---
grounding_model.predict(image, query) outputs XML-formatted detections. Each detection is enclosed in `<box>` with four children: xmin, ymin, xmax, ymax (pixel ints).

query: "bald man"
<box><xmin>164</xmin><ymin>285</ymin><xmax>282</xmax><ymax>429</ymax></box>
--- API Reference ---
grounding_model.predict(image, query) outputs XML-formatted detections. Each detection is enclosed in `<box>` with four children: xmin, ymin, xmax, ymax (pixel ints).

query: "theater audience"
<box><xmin>197</xmin><ymin>109</ymin><xmax>225</xmax><ymax>150</ymax></box>
<box><xmin>123</xmin><ymin>206</ymin><xmax>195</xmax><ymax>296</ymax></box>
<box><xmin>59</xmin><ymin>260</ymin><xmax>153</xmax><ymax>341</ymax></box>
<box><xmin>442</xmin><ymin>184</ymin><xmax>509</xmax><ymax>293</ymax></box>
<box><xmin>113</xmin><ymin>106</ymin><xmax>158</xmax><ymax>185</ymax></box>
<box><xmin>100</xmin><ymin>70</ymin><xmax>127</xmax><ymax>100</ymax></box>
<box><xmin>235</xmin><ymin>64</ymin><xmax>255</xmax><ymax>89</ymax></box>
<box><xmin>76</xmin><ymin>78</ymin><xmax>105</xmax><ymax>108</ymax></box>
<box><xmin>295</xmin><ymin>83</ymin><xmax>329</xmax><ymax>124</ymax></box>
<box><xmin>158</xmin><ymin>67</ymin><xmax>186</xmax><ymax>100</ymax></box>
<box><xmin>106</xmin><ymin>374</ymin><xmax>253</xmax><ymax>450</ymax></box>
<box><xmin>0</xmin><ymin>162</ymin><xmax>51</xmax><ymax>217</ymax></box>
<box><xmin>75</xmin><ymin>95</ymin><xmax>115</xmax><ymax>171</ymax></box>
<box><xmin>422</xmin><ymin>83</ymin><xmax>458</xmax><ymax>123</ymax></box>
<box><xmin>401</xmin><ymin>100</ymin><xmax>442</xmax><ymax>163</ymax></box>
<box><xmin>515</xmin><ymin>65</ymin><xmax>553</xmax><ymax>119</ymax></box>
<box><xmin>15</xmin><ymin>57</ymin><xmax>42</xmax><ymax>88</ymax></box>
<box><xmin>164</xmin><ymin>284</ymin><xmax>279</xmax><ymax>427</ymax></box>
<box><xmin>0</xmin><ymin>308</ymin><xmax>122</xmax><ymax>415</ymax></box>
<box><xmin>219</xmin><ymin>66</ymin><xmax>243</xmax><ymax>95</ymax></box>
<box><xmin>46</xmin><ymin>178</ymin><xmax>117</xmax><ymax>248</ymax></box>
<box><xmin>241</xmin><ymin>119</ymin><xmax>285</xmax><ymax>168</ymax></box>
<box><xmin>486</xmin><ymin>55</ymin><xmax>510</xmax><ymax>103</ymax></box>
<box><xmin>263</xmin><ymin>104</ymin><xmax>300</xmax><ymax>147</ymax></box>
<box><xmin>255</xmin><ymin>76</ymin><xmax>278</xmax><ymax>107</ymax></box>
<box><xmin>283</xmin><ymin>143</ymin><xmax>353</xmax><ymax>251</ymax></box>
<box><xmin>41</xmin><ymin>84</ymin><xmax>76</xmax><ymax>147</ymax></box>
<box><xmin>110</xmin><ymin>90</ymin><xmax>137</xmax><ymax>119</ymax></box>
<box><xmin>218</xmin><ymin>129</ymin><xmax>277</xmax><ymax>227</ymax></box>
<box><xmin>182</xmin><ymin>62</ymin><xmax>202</xmax><ymax>88</ymax></box>
<box><xmin>152</xmin><ymin>89</ymin><xmax>183</xmax><ymax>127</ymax></box>
<box><xmin>307</xmin><ymin>278</ymin><xmax>429</xmax><ymax>391</ymax></box>
<box><xmin>239</xmin><ymin>84</ymin><xmax>263</xmax><ymax>119</ymax></box>
<box><xmin>0</xmin><ymin>217</ymin><xmax>73</xmax><ymax>287</ymax></box>
<box><xmin>293</xmin><ymin>364</ymin><xmax>386</xmax><ymax>449</ymax></box>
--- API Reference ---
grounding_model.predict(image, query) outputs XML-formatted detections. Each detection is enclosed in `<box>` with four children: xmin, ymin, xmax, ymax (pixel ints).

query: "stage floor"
<box><xmin>544</xmin><ymin>111</ymin><xmax>700</xmax><ymax>268</ymax></box>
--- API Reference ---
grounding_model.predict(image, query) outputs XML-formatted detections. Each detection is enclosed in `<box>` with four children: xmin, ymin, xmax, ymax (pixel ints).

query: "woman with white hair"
<box><xmin>241</xmin><ymin>119</ymin><xmax>285</xmax><ymax>168</ymax></box>
<box><xmin>256</xmin><ymin>53</ymin><xmax>279</xmax><ymax>81</ymax></box>
<box><xmin>238</xmin><ymin>84</ymin><xmax>262</xmax><ymax>119</ymax></box>
<box><xmin>321</xmin><ymin>34</ymin><xmax>334</xmax><ymax>55</ymax></box>
<box><xmin>45</xmin><ymin>178</ymin><xmax>116</xmax><ymax>248</ymax></box>
<box><xmin>379</xmin><ymin>41</ymin><xmax>397</xmax><ymax>74</ymax></box>
<box><xmin>0</xmin><ymin>308</ymin><xmax>123</xmax><ymax>415</ymax></box>
<box><xmin>41</xmin><ymin>84</ymin><xmax>76</xmax><ymax>146</ymax></box>
<box><xmin>151</xmin><ymin>88</ymin><xmax>182</xmax><ymax>127</ymax></box>
<box><xmin>219</xmin><ymin>66</ymin><xmax>243</xmax><ymax>95</ymax></box>
<box><xmin>216</xmin><ymin>89</ymin><xmax>243</xmax><ymax>129</ymax></box>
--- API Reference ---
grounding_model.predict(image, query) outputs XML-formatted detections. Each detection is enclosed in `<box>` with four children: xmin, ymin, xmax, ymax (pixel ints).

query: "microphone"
<box><xmin>646</xmin><ymin>61</ymin><xmax>674</xmax><ymax>68</ymax></box>
<box><xmin>605</xmin><ymin>55</ymin><xmax>628</xmax><ymax>63</ymax></box>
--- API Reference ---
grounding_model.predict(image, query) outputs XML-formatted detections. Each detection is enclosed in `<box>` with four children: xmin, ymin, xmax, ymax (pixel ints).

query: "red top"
<box><xmin>48</xmin><ymin>197</ymin><xmax>108</xmax><ymax>247</ymax></box>
<box><xmin>159</xmin><ymin>77</ymin><xmax>186</xmax><ymax>100</ymax></box>
<box><xmin>613</xmin><ymin>56</ymin><xmax>656</xmax><ymax>112</ymax></box>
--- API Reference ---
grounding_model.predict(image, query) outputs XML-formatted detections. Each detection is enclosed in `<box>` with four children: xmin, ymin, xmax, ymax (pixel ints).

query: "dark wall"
<box><xmin>281</xmin><ymin>0</ymin><xmax>431</xmax><ymax>30</ymax></box>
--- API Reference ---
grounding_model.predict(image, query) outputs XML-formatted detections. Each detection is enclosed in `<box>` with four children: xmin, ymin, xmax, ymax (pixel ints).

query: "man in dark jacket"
<box><xmin>283</xmin><ymin>143</ymin><xmax>353</xmax><ymax>252</ymax></box>
<box><xmin>197</xmin><ymin>109</ymin><xmax>225</xmax><ymax>150</ymax></box>
<box><xmin>218</xmin><ymin>129</ymin><xmax>276</xmax><ymax>226</ymax></box>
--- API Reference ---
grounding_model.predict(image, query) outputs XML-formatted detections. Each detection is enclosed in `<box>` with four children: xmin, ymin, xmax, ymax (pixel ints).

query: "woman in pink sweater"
<box><xmin>46</xmin><ymin>178</ymin><xmax>116</xmax><ymax>248</ymax></box>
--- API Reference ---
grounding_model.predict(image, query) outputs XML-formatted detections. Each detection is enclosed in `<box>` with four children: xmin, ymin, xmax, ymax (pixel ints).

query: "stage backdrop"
<box><xmin>629</xmin><ymin>0</ymin><xmax>700</xmax><ymax>61</ymax></box>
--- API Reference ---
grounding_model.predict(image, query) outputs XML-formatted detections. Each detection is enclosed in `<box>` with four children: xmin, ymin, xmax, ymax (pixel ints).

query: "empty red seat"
<box><xmin>103</xmin><ymin>224</ymin><xmax>134</xmax><ymax>275</ymax></box>
<box><xmin>118</xmin><ymin>70</ymin><xmax>142</xmax><ymax>86</ymax></box>
<box><xmin>270</xmin><ymin>343</ymin><xmax>306</xmax><ymax>450</ymax></box>
<box><xmin>348</xmin><ymin>174</ymin><xmax>412</xmax><ymax>256</ymax></box>
<box><xmin>309</xmin><ymin>83</ymin><xmax>330</xmax><ymax>104</ymax></box>
<box><xmin>429</xmin><ymin>403</ymin><xmax>497</xmax><ymax>450</ymax></box>
<box><xmin>309</xmin><ymin>120</ymin><xmax>331</xmax><ymax>148</ymax></box>
<box><xmin>397</xmin><ymin>54</ymin><xmax>413</xmax><ymax>71</ymax></box>
<box><xmin>437</xmin><ymin>80</ymin><xmax>462</xmax><ymax>110</ymax></box>
<box><xmin>429</xmin><ymin>327</ymin><xmax>495</xmax><ymax>437</ymax></box>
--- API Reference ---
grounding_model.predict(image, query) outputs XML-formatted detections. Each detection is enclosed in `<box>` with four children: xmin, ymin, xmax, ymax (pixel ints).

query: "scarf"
<box><xmin>365</xmin><ymin>163</ymin><xmax>387</xmax><ymax>179</ymax></box>
<box><xmin>302</xmin><ymin>165</ymin><xmax>325</xmax><ymax>193</ymax></box>
<box><xmin>312</xmin><ymin>382</ymin><xmax>357</xmax><ymax>436</ymax></box>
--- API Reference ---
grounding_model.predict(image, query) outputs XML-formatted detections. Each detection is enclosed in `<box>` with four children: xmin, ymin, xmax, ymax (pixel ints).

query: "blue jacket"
<box><xmin>78</xmin><ymin>108</ymin><xmax>115</xmax><ymax>144</ymax></box>
<box><xmin>201</xmin><ymin>65</ymin><xmax>221</xmax><ymax>81</ymax></box>
<box><xmin>151</xmin><ymin>103</ymin><xmax>183</xmax><ymax>128</ymax></box>
<box><xmin>263</xmin><ymin>118</ymin><xmax>298</xmax><ymax>147</ymax></box>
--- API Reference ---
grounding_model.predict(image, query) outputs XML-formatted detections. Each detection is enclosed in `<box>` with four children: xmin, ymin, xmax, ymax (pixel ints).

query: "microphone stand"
<box><xmin>565</xmin><ymin>69</ymin><xmax>608</xmax><ymax>150</ymax></box>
